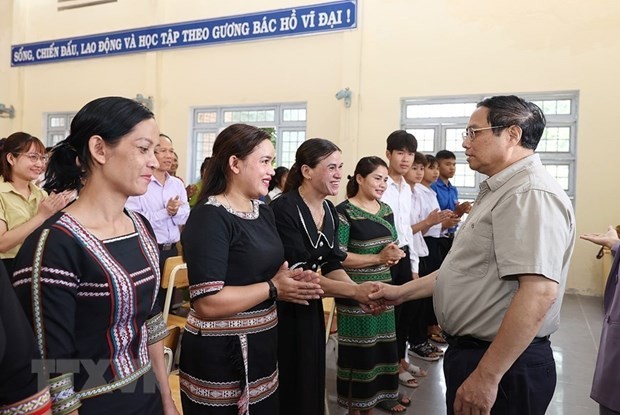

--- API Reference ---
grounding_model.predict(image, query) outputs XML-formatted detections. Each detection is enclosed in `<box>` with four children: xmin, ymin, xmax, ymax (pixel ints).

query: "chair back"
<box><xmin>161</xmin><ymin>256</ymin><xmax>188</xmax><ymax>323</ymax></box>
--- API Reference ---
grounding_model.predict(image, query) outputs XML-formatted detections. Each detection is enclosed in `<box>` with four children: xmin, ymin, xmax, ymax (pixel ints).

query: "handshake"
<box><xmin>268</xmin><ymin>261</ymin><xmax>407</xmax><ymax>314</ymax></box>
<box><xmin>353</xmin><ymin>281</ymin><xmax>405</xmax><ymax>315</ymax></box>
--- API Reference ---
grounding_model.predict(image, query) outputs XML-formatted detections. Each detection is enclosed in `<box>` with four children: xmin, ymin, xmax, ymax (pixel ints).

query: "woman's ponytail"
<box><xmin>43</xmin><ymin>139</ymin><xmax>82</xmax><ymax>193</ymax></box>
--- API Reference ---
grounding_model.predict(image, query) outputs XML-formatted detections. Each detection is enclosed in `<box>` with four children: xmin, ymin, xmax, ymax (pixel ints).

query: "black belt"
<box><xmin>158</xmin><ymin>243</ymin><xmax>176</xmax><ymax>251</ymax></box>
<box><xmin>445</xmin><ymin>334</ymin><xmax>550</xmax><ymax>349</ymax></box>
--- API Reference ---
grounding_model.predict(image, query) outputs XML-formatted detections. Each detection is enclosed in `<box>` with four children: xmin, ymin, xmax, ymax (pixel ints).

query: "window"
<box><xmin>401</xmin><ymin>92</ymin><xmax>578</xmax><ymax>201</ymax></box>
<box><xmin>191</xmin><ymin>104</ymin><xmax>306</xmax><ymax>182</ymax></box>
<box><xmin>45</xmin><ymin>113</ymin><xmax>76</xmax><ymax>146</ymax></box>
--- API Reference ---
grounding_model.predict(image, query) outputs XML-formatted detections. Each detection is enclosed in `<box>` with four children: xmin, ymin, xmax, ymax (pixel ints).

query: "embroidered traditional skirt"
<box><xmin>179</xmin><ymin>304</ymin><xmax>279</xmax><ymax>415</ymax></box>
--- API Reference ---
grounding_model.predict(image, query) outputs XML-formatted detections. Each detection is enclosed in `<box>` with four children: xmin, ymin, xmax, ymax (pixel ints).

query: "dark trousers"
<box><xmin>438</xmin><ymin>235</ymin><xmax>453</xmax><ymax>259</ymax></box>
<box><xmin>423</xmin><ymin>236</ymin><xmax>446</xmax><ymax>327</ymax></box>
<box><xmin>390</xmin><ymin>247</ymin><xmax>413</xmax><ymax>360</ymax></box>
<box><xmin>408</xmin><ymin>237</ymin><xmax>446</xmax><ymax>345</ymax></box>
<box><xmin>601</xmin><ymin>405</ymin><xmax>620</xmax><ymax>415</ymax></box>
<box><xmin>157</xmin><ymin>244</ymin><xmax>178</xmax><ymax>312</ymax></box>
<box><xmin>407</xmin><ymin>266</ymin><xmax>432</xmax><ymax>346</ymax></box>
<box><xmin>443</xmin><ymin>338</ymin><xmax>556</xmax><ymax>415</ymax></box>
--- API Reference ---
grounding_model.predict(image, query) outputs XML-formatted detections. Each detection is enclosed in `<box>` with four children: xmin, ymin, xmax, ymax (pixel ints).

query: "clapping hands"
<box><xmin>37</xmin><ymin>190</ymin><xmax>75</xmax><ymax>219</ymax></box>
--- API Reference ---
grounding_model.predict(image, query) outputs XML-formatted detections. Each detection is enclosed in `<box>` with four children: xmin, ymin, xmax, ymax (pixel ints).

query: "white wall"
<box><xmin>2</xmin><ymin>0</ymin><xmax>619</xmax><ymax>294</ymax></box>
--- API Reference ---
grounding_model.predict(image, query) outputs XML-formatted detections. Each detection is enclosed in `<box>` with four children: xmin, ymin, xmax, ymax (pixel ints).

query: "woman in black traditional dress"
<box><xmin>0</xmin><ymin>260</ymin><xmax>52</xmax><ymax>415</ymax></box>
<box><xmin>271</xmin><ymin>139</ymin><xmax>379</xmax><ymax>415</ymax></box>
<box><xmin>179</xmin><ymin>124</ymin><xmax>322</xmax><ymax>415</ymax></box>
<box><xmin>13</xmin><ymin>97</ymin><xmax>178</xmax><ymax>415</ymax></box>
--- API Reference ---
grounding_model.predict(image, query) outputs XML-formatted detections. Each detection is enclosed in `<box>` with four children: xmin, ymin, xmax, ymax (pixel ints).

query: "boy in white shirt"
<box><xmin>405</xmin><ymin>153</ymin><xmax>453</xmax><ymax>360</ymax></box>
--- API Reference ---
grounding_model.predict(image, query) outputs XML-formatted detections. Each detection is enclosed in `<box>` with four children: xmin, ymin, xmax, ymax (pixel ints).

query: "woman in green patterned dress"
<box><xmin>336</xmin><ymin>156</ymin><xmax>409</xmax><ymax>414</ymax></box>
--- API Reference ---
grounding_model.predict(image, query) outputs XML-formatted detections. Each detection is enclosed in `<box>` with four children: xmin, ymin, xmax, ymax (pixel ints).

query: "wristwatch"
<box><xmin>267</xmin><ymin>280</ymin><xmax>278</xmax><ymax>300</ymax></box>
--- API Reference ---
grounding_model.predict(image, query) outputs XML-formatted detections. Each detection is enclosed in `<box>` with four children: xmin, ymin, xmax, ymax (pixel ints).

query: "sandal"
<box><xmin>427</xmin><ymin>341</ymin><xmax>444</xmax><ymax>356</ymax></box>
<box><xmin>408</xmin><ymin>342</ymin><xmax>441</xmax><ymax>361</ymax></box>
<box><xmin>398</xmin><ymin>370</ymin><xmax>419</xmax><ymax>388</ymax></box>
<box><xmin>403</xmin><ymin>362</ymin><xmax>427</xmax><ymax>377</ymax></box>
<box><xmin>397</xmin><ymin>393</ymin><xmax>411</xmax><ymax>407</ymax></box>
<box><xmin>376</xmin><ymin>399</ymin><xmax>407</xmax><ymax>413</ymax></box>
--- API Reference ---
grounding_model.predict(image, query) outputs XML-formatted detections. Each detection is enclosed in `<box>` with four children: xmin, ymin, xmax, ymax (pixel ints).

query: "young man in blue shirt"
<box><xmin>431</xmin><ymin>150</ymin><xmax>470</xmax><ymax>254</ymax></box>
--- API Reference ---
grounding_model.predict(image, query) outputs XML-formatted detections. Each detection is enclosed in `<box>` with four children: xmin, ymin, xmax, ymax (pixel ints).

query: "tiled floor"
<box><xmin>326</xmin><ymin>294</ymin><xmax>603</xmax><ymax>415</ymax></box>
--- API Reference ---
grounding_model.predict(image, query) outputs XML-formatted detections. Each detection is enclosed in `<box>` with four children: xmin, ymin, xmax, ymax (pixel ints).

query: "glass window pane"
<box><xmin>407</xmin><ymin>129</ymin><xmax>434</xmax><ymax>152</ymax></box>
<box><xmin>283</xmin><ymin>108</ymin><xmax>307</xmax><ymax>122</ymax></box>
<box><xmin>556</xmin><ymin>100</ymin><xmax>571</xmax><ymax>114</ymax></box>
<box><xmin>196</xmin><ymin>111</ymin><xmax>217</xmax><ymax>124</ymax></box>
<box><xmin>196</xmin><ymin>132</ymin><xmax>216</xmax><ymax>157</ymax></box>
<box><xmin>49</xmin><ymin>117</ymin><xmax>65</xmax><ymax>128</ymax></box>
<box><xmin>280</xmin><ymin>130</ymin><xmax>306</xmax><ymax>167</ymax></box>
<box><xmin>544</xmin><ymin>164</ymin><xmax>570</xmax><ymax>190</ymax></box>
<box><xmin>406</xmin><ymin>102</ymin><xmax>476</xmax><ymax>119</ymax></box>
<box><xmin>224</xmin><ymin>110</ymin><xmax>275</xmax><ymax>123</ymax></box>
<box><xmin>538</xmin><ymin>127</ymin><xmax>571</xmax><ymax>152</ymax></box>
<box><xmin>453</xmin><ymin>163</ymin><xmax>476</xmax><ymax>188</ymax></box>
<box><xmin>445</xmin><ymin>128</ymin><xmax>465</xmax><ymax>152</ymax></box>
<box><xmin>48</xmin><ymin>133</ymin><xmax>65</xmax><ymax>146</ymax></box>
<box><xmin>542</xmin><ymin>100</ymin><xmax>557</xmax><ymax>115</ymax></box>
<box><xmin>535</xmin><ymin>99</ymin><xmax>572</xmax><ymax>115</ymax></box>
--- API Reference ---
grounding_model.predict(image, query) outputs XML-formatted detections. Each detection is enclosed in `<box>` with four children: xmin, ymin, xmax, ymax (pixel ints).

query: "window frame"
<box><xmin>401</xmin><ymin>91</ymin><xmax>578</xmax><ymax>201</ymax></box>
<box><xmin>44</xmin><ymin>112</ymin><xmax>76</xmax><ymax>147</ymax></box>
<box><xmin>190</xmin><ymin>103</ymin><xmax>307</xmax><ymax>183</ymax></box>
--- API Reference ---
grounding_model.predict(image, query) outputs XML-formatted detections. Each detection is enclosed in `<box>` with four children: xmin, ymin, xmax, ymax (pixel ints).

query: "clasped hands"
<box><xmin>379</xmin><ymin>243</ymin><xmax>406</xmax><ymax>267</ymax></box>
<box><xmin>270</xmin><ymin>262</ymin><xmax>323</xmax><ymax>305</ymax></box>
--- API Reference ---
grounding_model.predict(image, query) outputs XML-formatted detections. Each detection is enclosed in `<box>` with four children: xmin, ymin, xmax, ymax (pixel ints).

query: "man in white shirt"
<box><xmin>380</xmin><ymin>130</ymin><xmax>425</xmax><ymax>386</ymax></box>
<box><xmin>126</xmin><ymin>133</ymin><xmax>189</xmax><ymax>308</ymax></box>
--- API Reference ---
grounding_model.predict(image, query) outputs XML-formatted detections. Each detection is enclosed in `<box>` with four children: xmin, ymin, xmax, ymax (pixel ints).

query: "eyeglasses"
<box><xmin>18</xmin><ymin>153</ymin><xmax>49</xmax><ymax>163</ymax></box>
<box><xmin>462</xmin><ymin>126</ymin><xmax>506</xmax><ymax>141</ymax></box>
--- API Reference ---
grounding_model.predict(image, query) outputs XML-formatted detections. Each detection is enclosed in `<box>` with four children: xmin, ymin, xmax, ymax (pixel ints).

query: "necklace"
<box><xmin>224</xmin><ymin>193</ymin><xmax>233</xmax><ymax>209</ymax></box>
<box><xmin>299</xmin><ymin>187</ymin><xmax>325</xmax><ymax>230</ymax></box>
<box><xmin>223</xmin><ymin>193</ymin><xmax>252</xmax><ymax>212</ymax></box>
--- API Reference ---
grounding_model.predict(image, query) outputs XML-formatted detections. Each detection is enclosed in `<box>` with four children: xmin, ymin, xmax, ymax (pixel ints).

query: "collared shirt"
<box><xmin>126</xmin><ymin>173</ymin><xmax>189</xmax><ymax>244</ymax></box>
<box><xmin>381</xmin><ymin>175</ymin><xmax>417</xmax><ymax>271</ymax></box>
<box><xmin>0</xmin><ymin>177</ymin><xmax>47</xmax><ymax>259</ymax></box>
<box><xmin>410</xmin><ymin>185</ymin><xmax>429</xmax><ymax>263</ymax></box>
<box><xmin>415</xmin><ymin>184</ymin><xmax>443</xmax><ymax>238</ymax></box>
<box><xmin>434</xmin><ymin>154</ymin><xmax>576</xmax><ymax>341</ymax></box>
<box><xmin>431</xmin><ymin>178</ymin><xmax>459</xmax><ymax>235</ymax></box>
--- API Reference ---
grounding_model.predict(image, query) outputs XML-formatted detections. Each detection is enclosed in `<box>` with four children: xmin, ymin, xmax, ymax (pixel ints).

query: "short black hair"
<box><xmin>413</xmin><ymin>152</ymin><xmax>427</xmax><ymax>165</ymax></box>
<box><xmin>386</xmin><ymin>130</ymin><xmax>417</xmax><ymax>153</ymax></box>
<box><xmin>424</xmin><ymin>154</ymin><xmax>438</xmax><ymax>168</ymax></box>
<box><xmin>477</xmin><ymin>95</ymin><xmax>546</xmax><ymax>150</ymax></box>
<box><xmin>435</xmin><ymin>150</ymin><xmax>456</xmax><ymax>161</ymax></box>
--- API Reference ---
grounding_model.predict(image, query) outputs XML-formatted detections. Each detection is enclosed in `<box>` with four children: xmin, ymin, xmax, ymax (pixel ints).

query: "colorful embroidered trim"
<box><xmin>185</xmin><ymin>304</ymin><xmax>277</xmax><ymax>336</ymax></box>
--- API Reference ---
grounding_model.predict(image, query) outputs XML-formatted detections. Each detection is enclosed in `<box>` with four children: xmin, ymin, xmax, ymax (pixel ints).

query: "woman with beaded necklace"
<box><xmin>179</xmin><ymin>123</ymin><xmax>322</xmax><ymax>415</ymax></box>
